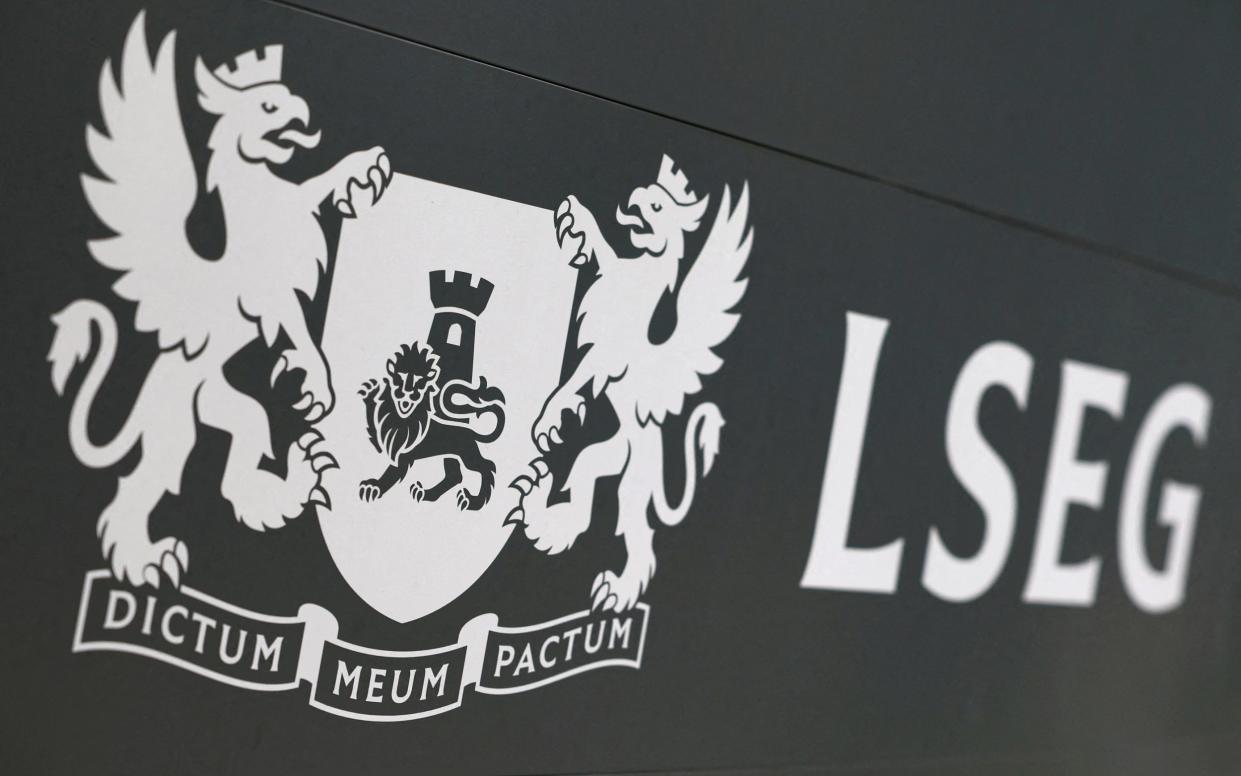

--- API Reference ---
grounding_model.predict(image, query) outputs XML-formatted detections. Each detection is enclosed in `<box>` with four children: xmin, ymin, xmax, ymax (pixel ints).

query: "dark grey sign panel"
<box><xmin>291</xmin><ymin>0</ymin><xmax>1241</xmax><ymax>292</ymax></box>
<box><xmin>1</xmin><ymin>2</ymin><xmax>1238</xmax><ymax>774</ymax></box>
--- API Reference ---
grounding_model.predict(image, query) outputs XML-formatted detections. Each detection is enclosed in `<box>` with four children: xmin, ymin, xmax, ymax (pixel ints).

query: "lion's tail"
<box><xmin>48</xmin><ymin>300</ymin><xmax>142</xmax><ymax>468</ymax></box>
<box><xmin>439</xmin><ymin>377</ymin><xmax>506</xmax><ymax>444</ymax></box>
<box><xmin>652</xmin><ymin>402</ymin><xmax>724</xmax><ymax>526</ymax></box>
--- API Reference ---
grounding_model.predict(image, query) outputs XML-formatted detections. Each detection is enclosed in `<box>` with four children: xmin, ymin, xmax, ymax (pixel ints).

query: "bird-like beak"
<box><xmin>616</xmin><ymin>202</ymin><xmax>649</xmax><ymax>234</ymax></box>
<box><xmin>278</xmin><ymin>124</ymin><xmax>321</xmax><ymax>149</ymax></box>
<box><xmin>276</xmin><ymin>99</ymin><xmax>321</xmax><ymax>148</ymax></box>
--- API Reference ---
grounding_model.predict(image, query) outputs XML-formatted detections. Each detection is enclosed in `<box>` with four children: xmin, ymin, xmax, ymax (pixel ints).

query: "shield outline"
<box><xmin>313</xmin><ymin>173</ymin><xmax>576</xmax><ymax>624</ymax></box>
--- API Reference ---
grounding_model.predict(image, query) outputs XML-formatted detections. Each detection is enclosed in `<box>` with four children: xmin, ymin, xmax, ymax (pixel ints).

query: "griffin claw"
<box><xmin>536</xmin><ymin>433</ymin><xmax>550</xmax><ymax>453</ymax></box>
<box><xmin>270</xmin><ymin>355</ymin><xmax>288</xmax><ymax>387</ymax></box>
<box><xmin>369</xmin><ymin>167</ymin><xmax>385</xmax><ymax>203</ymax></box>
<box><xmin>335</xmin><ymin>199</ymin><xmax>355</xmax><ymax>218</ymax></box>
<box><xmin>378</xmin><ymin>153</ymin><xmax>392</xmax><ymax>180</ymax></box>
<box><xmin>160</xmin><ymin>552</ymin><xmax>181</xmax><ymax>588</ymax></box>
<box><xmin>549</xmin><ymin>427</ymin><xmax>563</xmax><ymax>445</ymax></box>
<box><xmin>510</xmin><ymin>475</ymin><xmax>533</xmax><ymax>495</ymax></box>
<box><xmin>306</xmin><ymin>402</ymin><xmax>326</xmax><ymax>423</ymax></box>
<box><xmin>297</xmin><ymin>429</ymin><xmax>323</xmax><ymax>450</ymax></box>
<box><xmin>308</xmin><ymin>486</ymin><xmax>331</xmax><ymax>510</ymax></box>
<box><xmin>531</xmin><ymin>458</ymin><xmax>550</xmax><ymax>478</ymax></box>
<box><xmin>592</xmin><ymin>582</ymin><xmax>611</xmax><ymax>610</ymax></box>
<box><xmin>143</xmin><ymin>566</ymin><xmax>160</xmax><ymax>589</ymax></box>
<box><xmin>311</xmin><ymin>453</ymin><xmax>338</xmax><ymax>473</ymax></box>
<box><xmin>292</xmin><ymin>393</ymin><xmax>313</xmax><ymax>411</ymax></box>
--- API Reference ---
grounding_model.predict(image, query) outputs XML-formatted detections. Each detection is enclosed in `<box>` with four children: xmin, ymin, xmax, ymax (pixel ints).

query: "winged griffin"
<box><xmin>48</xmin><ymin>13</ymin><xmax>391</xmax><ymax>588</ymax></box>
<box><xmin>508</xmin><ymin>155</ymin><xmax>753</xmax><ymax>611</ymax></box>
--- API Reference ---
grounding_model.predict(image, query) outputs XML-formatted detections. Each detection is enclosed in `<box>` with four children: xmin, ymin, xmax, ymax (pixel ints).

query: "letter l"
<box><xmin>800</xmin><ymin>312</ymin><xmax>902</xmax><ymax>594</ymax></box>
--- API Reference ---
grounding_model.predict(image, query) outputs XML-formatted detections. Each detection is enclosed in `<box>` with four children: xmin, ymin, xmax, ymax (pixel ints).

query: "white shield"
<box><xmin>315</xmin><ymin>174</ymin><xmax>574</xmax><ymax>623</ymax></box>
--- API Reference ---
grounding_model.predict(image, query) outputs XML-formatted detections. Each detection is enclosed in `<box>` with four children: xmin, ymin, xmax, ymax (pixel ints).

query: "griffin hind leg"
<box><xmin>97</xmin><ymin>354</ymin><xmax>197</xmax><ymax>588</ymax></box>
<box><xmin>197</xmin><ymin>375</ymin><xmax>332</xmax><ymax>528</ymax></box>
<box><xmin>514</xmin><ymin>433</ymin><xmax>628</xmax><ymax>555</ymax></box>
<box><xmin>100</xmin><ymin>467</ymin><xmax>191</xmax><ymax>589</ymax></box>
<box><xmin>591</xmin><ymin>427</ymin><xmax>659</xmax><ymax>612</ymax></box>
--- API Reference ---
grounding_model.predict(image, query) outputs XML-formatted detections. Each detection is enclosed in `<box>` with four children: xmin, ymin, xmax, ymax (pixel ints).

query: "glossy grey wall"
<box><xmin>292</xmin><ymin>0</ymin><xmax>1241</xmax><ymax>292</ymax></box>
<box><xmin>2</xmin><ymin>2</ymin><xmax>1239</xmax><ymax>774</ymax></box>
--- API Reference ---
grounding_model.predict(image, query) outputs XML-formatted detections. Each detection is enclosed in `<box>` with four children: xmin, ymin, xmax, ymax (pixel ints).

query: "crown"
<box><xmin>655</xmin><ymin>154</ymin><xmax>698</xmax><ymax>205</ymax></box>
<box><xmin>429</xmin><ymin>270</ymin><xmax>494</xmax><ymax>318</ymax></box>
<box><xmin>213</xmin><ymin>45</ymin><xmax>283</xmax><ymax>89</ymax></box>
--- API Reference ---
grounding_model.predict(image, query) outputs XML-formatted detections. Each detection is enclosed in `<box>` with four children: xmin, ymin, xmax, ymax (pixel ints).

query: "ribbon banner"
<box><xmin>72</xmin><ymin>571</ymin><xmax>649</xmax><ymax>721</ymax></box>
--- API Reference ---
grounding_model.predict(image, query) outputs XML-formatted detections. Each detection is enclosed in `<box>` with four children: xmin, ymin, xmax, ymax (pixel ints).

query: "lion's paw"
<box><xmin>359</xmin><ymin>479</ymin><xmax>382</xmax><ymax>503</ymax></box>
<box><xmin>108</xmin><ymin>536</ymin><xmax>189</xmax><ymax>590</ymax></box>
<box><xmin>590</xmin><ymin>569</ymin><xmax>647</xmax><ymax>612</ymax></box>
<box><xmin>409</xmin><ymin>482</ymin><xmax>425</xmax><ymax>502</ymax></box>
<box><xmin>455</xmin><ymin>488</ymin><xmax>486</xmax><ymax>512</ymax></box>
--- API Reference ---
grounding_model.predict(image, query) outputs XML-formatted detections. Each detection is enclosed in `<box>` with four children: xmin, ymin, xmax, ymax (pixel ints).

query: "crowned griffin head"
<box><xmin>194</xmin><ymin>45</ymin><xmax>321</xmax><ymax>171</ymax></box>
<box><xmin>615</xmin><ymin>154</ymin><xmax>711</xmax><ymax>259</ymax></box>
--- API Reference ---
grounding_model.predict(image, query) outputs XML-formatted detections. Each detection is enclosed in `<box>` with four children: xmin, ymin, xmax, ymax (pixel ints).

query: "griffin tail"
<box><xmin>48</xmin><ymin>300</ymin><xmax>142</xmax><ymax>468</ymax></box>
<box><xmin>651</xmin><ymin>402</ymin><xmax>724</xmax><ymax>526</ymax></box>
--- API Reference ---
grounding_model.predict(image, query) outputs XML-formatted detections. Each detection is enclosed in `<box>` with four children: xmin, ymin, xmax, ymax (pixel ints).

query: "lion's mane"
<box><xmin>373</xmin><ymin>387</ymin><xmax>433</xmax><ymax>463</ymax></box>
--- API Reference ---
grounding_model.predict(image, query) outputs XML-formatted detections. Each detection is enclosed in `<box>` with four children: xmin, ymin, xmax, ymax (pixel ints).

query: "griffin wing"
<box><xmin>82</xmin><ymin>13</ymin><xmax>215</xmax><ymax>355</ymax></box>
<box><xmin>634</xmin><ymin>184</ymin><xmax>753</xmax><ymax>424</ymax></box>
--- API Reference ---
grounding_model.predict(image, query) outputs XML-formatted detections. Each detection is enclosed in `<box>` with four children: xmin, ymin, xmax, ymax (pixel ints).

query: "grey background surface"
<box><xmin>290</xmin><ymin>0</ymin><xmax>1241</xmax><ymax>292</ymax></box>
<box><xmin>2</xmin><ymin>1</ymin><xmax>1240</xmax><ymax>774</ymax></box>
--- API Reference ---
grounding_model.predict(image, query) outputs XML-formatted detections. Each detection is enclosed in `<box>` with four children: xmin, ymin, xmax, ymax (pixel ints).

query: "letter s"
<box><xmin>924</xmin><ymin>341</ymin><xmax>1032</xmax><ymax>602</ymax></box>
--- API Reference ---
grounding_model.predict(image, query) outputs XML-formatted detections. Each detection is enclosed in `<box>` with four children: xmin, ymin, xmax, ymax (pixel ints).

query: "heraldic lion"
<box><xmin>358</xmin><ymin>341</ymin><xmax>506</xmax><ymax>510</ymax></box>
<box><xmin>508</xmin><ymin>155</ymin><xmax>753</xmax><ymax>612</ymax></box>
<box><xmin>48</xmin><ymin>13</ymin><xmax>392</xmax><ymax>589</ymax></box>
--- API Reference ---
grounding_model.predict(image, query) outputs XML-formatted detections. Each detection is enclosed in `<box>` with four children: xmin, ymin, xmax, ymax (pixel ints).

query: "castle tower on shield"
<box><xmin>428</xmin><ymin>270</ymin><xmax>494</xmax><ymax>383</ymax></box>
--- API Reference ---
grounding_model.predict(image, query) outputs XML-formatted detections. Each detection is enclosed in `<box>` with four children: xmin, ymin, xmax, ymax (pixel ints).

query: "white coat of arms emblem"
<box><xmin>54</xmin><ymin>13</ymin><xmax>753</xmax><ymax>720</ymax></box>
